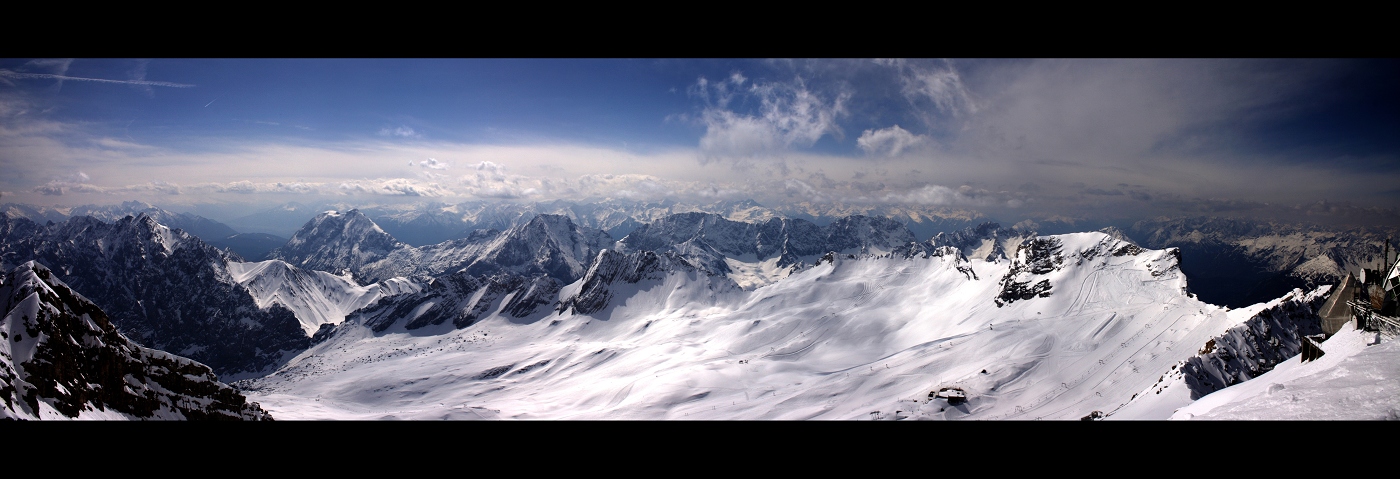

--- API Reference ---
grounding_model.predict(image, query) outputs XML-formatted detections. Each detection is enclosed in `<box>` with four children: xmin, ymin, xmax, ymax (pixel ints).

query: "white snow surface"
<box><xmin>1169</xmin><ymin>324</ymin><xmax>1400</xmax><ymax>420</ymax></box>
<box><xmin>228</xmin><ymin>259</ymin><xmax>421</xmax><ymax>336</ymax></box>
<box><xmin>723</xmin><ymin>254</ymin><xmax>803</xmax><ymax>290</ymax></box>
<box><xmin>237</xmin><ymin>232</ymin><xmax>1400</xmax><ymax>420</ymax></box>
<box><xmin>240</xmin><ymin>232</ymin><xmax>1231</xmax><ymax>419</ymax></box>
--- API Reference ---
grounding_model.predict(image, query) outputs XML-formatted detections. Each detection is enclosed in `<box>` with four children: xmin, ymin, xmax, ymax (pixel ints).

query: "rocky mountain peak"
<box><xmin>1</xmin><ymin>261</ymin><xmax>272</xmax><ymax>420</ymax></box>
<box><xmin>269</xmin><ymin>209</ymin><xmax>408</xmax><ymax>277</ymax></box>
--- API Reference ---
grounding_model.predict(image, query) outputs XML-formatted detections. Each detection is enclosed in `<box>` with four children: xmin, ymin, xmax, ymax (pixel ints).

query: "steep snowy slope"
<box><xmin>241</xmin><ymin>231</ymin><xmax>1264</xmax><ymax>420</ymax></box>
<box><xmin>1097</xmin><ymin>285</ymin><xmax>1329</xmax><ymax>419</ymax></box>
<box><xmin>227</xmin><ymin>260</ymin><xmax>421</xmax><ymax>336</ymax></box>
<box><xmin>1167</xmin><ymin>326</ymin><xmax>1400</xmax><ymax>420</ymax></box>
<box><xmin>1</xmin><ymin>261</ymin><xmax>272</xmax><ymax>420</ymax></box>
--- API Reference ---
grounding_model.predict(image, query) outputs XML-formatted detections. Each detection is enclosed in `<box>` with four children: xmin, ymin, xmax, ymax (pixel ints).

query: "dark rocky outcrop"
<box><xmin>1</xmin><ymin>261</ymin><xmax>272</xmax><ymax>420</ymax></box>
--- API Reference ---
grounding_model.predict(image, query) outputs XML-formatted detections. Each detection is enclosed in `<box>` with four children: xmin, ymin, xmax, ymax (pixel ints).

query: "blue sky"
<box><xmin>2</xmin><ymin>58</ymin><xmax>1397</xmax><ymax>226</ymax></box>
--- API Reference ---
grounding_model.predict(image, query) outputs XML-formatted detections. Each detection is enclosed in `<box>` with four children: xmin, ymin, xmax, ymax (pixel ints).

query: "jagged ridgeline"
<box><xmin>267</xmin><ymin>210</ymin><xmax>610</xmax><ymax>284</ymax></box>
<box><xmin>0</xmin><ymin>214</ymin><xmax>309</xmax><ymax>377</ymax></box>
<box><xmin>290</xmin><ymin>210</ymin><xmax>981</xmax><ymax>339</ymax></box>
<box><xmin>1</xmin><ymin>200</ymin><xmax>239</xmax><ymax>244</ymax></box>
<box><xmin>1</xmin><ymin>261</ymin><xmax>271</xmax><ymax>420</ymax></box>
<box><xmin>269</xmin><ymin>208</ymin><xmax>971</xmax><ymax>294</ymax></box>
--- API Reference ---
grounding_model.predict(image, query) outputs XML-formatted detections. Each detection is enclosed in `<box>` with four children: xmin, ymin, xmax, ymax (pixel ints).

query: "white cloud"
<box><xmin>31</xmin><ymin>171</ymin><xmax>96</xmax><ymax>196</ymax></box>
<box><xmin>899</xmin><ymin>60</ymin><xmax>977</xmax><ymax>117</ymax></box>
<box><xmin>857</xmin><ymin>125</ymin><xmax>928</xmax><ymax>157</ymax></box>
<box><xmin>34</xmin><ymin>184</ymin><xmax>64</xmax><ymax>196</ymax></box>
<box><xmin>575</xmin><ymin>173</ymin><xmax>677</xmax><ymax>200</ymax></box>
<box><xmin>880</xmin><ymin>184</ymin><xmax>990</xmax><ymax>206</ymax></box>
<box><xmin>201</xmin><ymin>180</ymin><xmax>323</xmax><ymax>195</ymax></box>
<box><xmin>782</xmin><ymin>178</ymin><xmax>825</xmax><ymax>202</ymax></box>
<box><xmin>419</xmin><ymin>158</ymin><xmax>450</xmax><ymax>170</ymax></box>
<box><xmin>115</xmin><ymin>180</ymin><xmax>182</xmax><ymax>195</ymax></box>
<box><xmin>473</xmin><ymin>161</ymin><xmax>505</xmax><ymax>174</ymax></box>
<box><xmin>215</xmin><ymin>180</ymin><xmax>260</xmax><ymax>194</ymax></box>
<box><xmin>94</xmin><ymin>137</ymin><xmax>155</xmax><ymax>150</ymax></box>
<box><xmin>698</xmin><ymin>111</ymin><xmax>782</xmax><ymax>160</ymax></box>
<box><xmin>338</xmin><ymin>178</ymin><xmax>451</xmax><ymax>197</ymax></box>
<box><xmin>459</xmin><ymin>161</ymin><xmax>543</xmax><ymax>199</ymax></box>
<box><xmin>693</xmin><ymin>74</ymin><xmax>849</xmax><ymax>160</ymax></box>
<box><xmin>265</xmin><ymin>182</ymin><xmax>320</xmax><ymax>195</ymax></box>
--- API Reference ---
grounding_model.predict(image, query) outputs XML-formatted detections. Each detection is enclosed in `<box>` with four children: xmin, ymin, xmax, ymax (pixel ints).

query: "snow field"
<box><xmin>243</xmin><ymin>232</ymin><xmax>1298</xmax><ymax>420</ymax></box>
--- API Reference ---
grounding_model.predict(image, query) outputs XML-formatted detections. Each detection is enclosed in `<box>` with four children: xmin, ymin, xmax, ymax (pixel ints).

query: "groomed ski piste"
<box><xmin>240</xmin><ymin>232</ymin><xmax>1395</xmax><ymax>420</ymax></box>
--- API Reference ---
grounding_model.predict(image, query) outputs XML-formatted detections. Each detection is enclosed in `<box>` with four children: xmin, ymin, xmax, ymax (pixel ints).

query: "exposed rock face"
<box><xmin>557</xmin><ymin>250</ymin><xmax>708</xmax><ymax>316</ymax></box>
<box><xmin>227</xmin><ymin>259</ymin><xmax>421</xmax><ymax>336</ymax></box>
<box><xmin>1134</xmin><ymin>287</ymin><xmax>1332</xmax><ymax>401</ymax></box>
<box><xmin>926</xmin><ymin>222</ymin><xmax>1036</xmax><ymax>263</ymax></box>
<box><xmin>1179</xmin><ymin>289</ymin><xmax>1329</xmax><ymax>398</ymax></box>
<box><xmin>0</xmin><ymin>214</ymin><xmax>309</xmax><ymax>377</ymax></box>
<box><xmin>353</xmin><ymin>214</ymin><xmax>611</xmax><ymax>285</ymax></box>
<box><xmin>463</xmin><ymin>214</ymin><xmax>611</xmax><ymax>282</ymax></box>
<box><xmin>823</xmin><ymin>215</ymin><xmax>920</xmax><ymax>256</ymax></box>
<box><xmin>995</xmin><ymin>237</ymin><xmax>1063</xmax><ymax>307</ymax></box>
<box><xmin>619</xmin><ymin>212</ymin><xmax>926</xmax><ymax>283</ymax></box>
<box><xmin>267</xmin><ymin>209</ymin><xmax>410</xmax><ymax>279</ymax></box>
<box><xmin>993</xmin><ymin>233</ymin><xmax>1179</xmax><ymax>308</ymax></box>
<box><xmin>347</xmin><ymin>271</ymin><xmax>563</xmax><ymax>333</ymax></box>
<box><xmin>931</xmin><ymin>246</ymin><xmax>979</xmax><ymax>280</ymax></box>
<box><xmin>1</xmin><ymin>261</ymin><xmax>272</xmax><ymax>420</ymax></box>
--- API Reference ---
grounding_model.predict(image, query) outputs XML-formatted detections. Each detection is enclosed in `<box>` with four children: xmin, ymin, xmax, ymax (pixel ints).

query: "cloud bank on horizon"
<box><xmin>1</xmin><ymin>58</ymin><xmax>1397</xmax><ymax>226</ymax></box>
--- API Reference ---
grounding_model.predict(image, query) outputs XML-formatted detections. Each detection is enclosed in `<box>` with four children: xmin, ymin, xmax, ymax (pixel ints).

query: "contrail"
<box><xmin>0</xmin><ymin>69</ymin><xmax>195</xmax><ymax>88</ymax></box>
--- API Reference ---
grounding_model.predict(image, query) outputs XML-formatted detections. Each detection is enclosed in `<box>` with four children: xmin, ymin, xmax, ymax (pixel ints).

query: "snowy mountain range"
<box><xmin>239</xmin><ymin>229</ymin><xmax>1392</xmax><ymax>420</ymax></box>
<box><xmin>2</xmin><ymin>200</ymin><xmax>238</xmax><ymax>242</ymax></box>
<box><xmin>1</xmin><ymin>199</ymin><xmax>1395</xmax><ymax>420</ymax></box>
<box><xmin>0</xmin><ymin>214</ymin><xmax>310</xmax><ymax>377</ymax></box>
